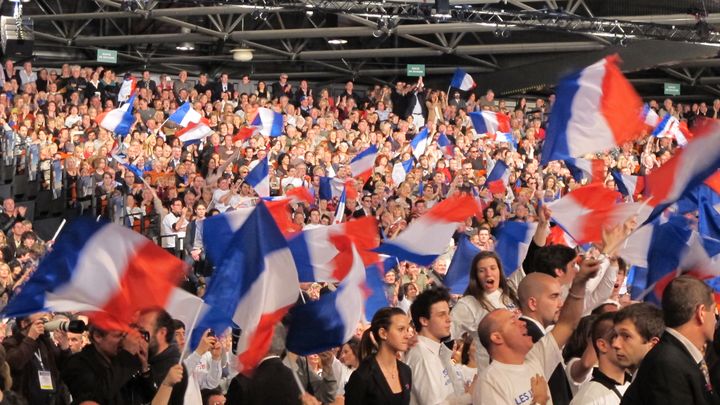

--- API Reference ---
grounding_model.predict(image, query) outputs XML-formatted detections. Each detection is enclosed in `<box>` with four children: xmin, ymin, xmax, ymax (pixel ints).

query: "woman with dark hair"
<box><xmin>336</xmin><ymin>337</ymin><xmax>360</xmax><ymax>396</ymax></box>
<box><xmin>450</xmin><ymin>251</ymin><xmax>520</xmax><ymax>371</ymax></box>
<box><xmin>345</xmin><ymin>307</ymin><xmax>412</xmax><ymax>405</ymax></box>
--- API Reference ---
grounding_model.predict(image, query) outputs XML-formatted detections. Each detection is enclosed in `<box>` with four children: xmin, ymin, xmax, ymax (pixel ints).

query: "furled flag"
<box><xmin>334</xmin><ymin>187</ymin><xmax>347</xmax><ymax>224</ymax></box>
<box><xmin>97</xmin><ymin>93</ymin><xmax>137</xmax><ymax>137</ymax></box>
<box><xmin>375</xmin><ymin>195</ymin><xmax>478</xmax><ymax>266</ymax></box>
<box><xmin>245</xmin><ymin>157</ymin><xmax>270</xmax><ymax>198</ymax></box>
<box><xmin>3</xmin><ymin>218</ymin><xmax>186</xmax><ymax>330</ymax></box>
<box><xmin>444</xmin><ymin>235</ymin><xmax>481</xmax><ymax>294</ymax></box>
<box><xmin>285</xmin><ymin>243</ymin><xmax>366</xmax><ymax>355</ymax></box>
<box><xmin>190</xmin><ymin>203</ymin><xmax>299</xmax><ymax>373</ymax></box>
<box><xmin>117</xmin><ymin>76</ymin><xmax>137</xmax><ymax>104</ymax></box>
<box><xmin>541</xmin><ymin>54</ymin><xmax>645</xmax><ymax>164</ymax></box>
<box><xmin>494</xmin><ymin>221</ymin><xmax>538</xmax><ymax>276</ymax></box>
<box><xmin>450</xmin><ymin>68</ymin><xmax>476</xmax><ymax>91</ymax></box>
<box><xmin>176</xmin><ymin>118</ymin><xmax>213</xmax><ymax>145</ymax></box>
<box><xmin>484</xmin><ymin>160</ymin><xmax>510</xmax><ymax>195</ymax></box>
<box><xmin>644</xmin><ymin>119</ymin><xmax>720</xmax><ymax>223</ymax></box>
<box><xmin>469</xmin><ymin>111</ymin><xmax>511</xmax><ymax>135</ymax></box>
<box><xmin>349</xmin><ymin>144</ymin><xmax>378</xmax><ymax>181</ymax></box>
<box><xmin>392</xmin><ymin>159</ymin><xmax>414</xmax><ymax>185</ymax></box>
<box><xmin>288</xmin><ymin>216</ymin><xmax>380</xmax><ymax>282</ymax></box>
<box><xmin>251</xmin><ymin>107</ymin><xmax>284</xmax><ymax>136</ymax></box>
<box><xmin>652</xmin><ymin>114</ymin><xmax>687</xmax><ymax>146</ymax></box>
<box><xmin>168</xmin><ymin>101</ymin><xmax>203</xmax><ymax>127</ymax></box>
<box><xmin>410</xmin><ymin>127</ymin><xmax>431</xmax><ymax>159</ymax></box>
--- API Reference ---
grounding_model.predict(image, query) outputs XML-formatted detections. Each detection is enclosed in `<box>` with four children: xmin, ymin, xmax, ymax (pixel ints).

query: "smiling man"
<box><xmin>474</xmin><ymin>256</ymin><xmax>601</xmax><ymax>405</ymax></box>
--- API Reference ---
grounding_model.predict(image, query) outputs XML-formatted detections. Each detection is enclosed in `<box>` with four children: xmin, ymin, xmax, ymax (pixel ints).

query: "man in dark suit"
<box><xmin>518</xmin><ymin>272</ymin><xmax>577</xmax><ymax>405</ymax></box>
<box><xmin>213</xmin><ymin>72</ymin><xmax>234</xmax><ymax>102</ymax></box>
<box><xmin>621</xmin><ymin>276</ymin><xmax>720</xmax><ymax>405</ymax></box>
<box><xmin>137</xmin><ymin>70</ymin><xmax>157</xmax><ymax>96</ymax></box>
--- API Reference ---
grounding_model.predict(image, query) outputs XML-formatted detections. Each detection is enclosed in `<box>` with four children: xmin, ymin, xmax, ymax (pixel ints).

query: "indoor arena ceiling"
<box><xmin>8</xmin><ymin>0</ymin><xmax>720</xmax><ymax>98</ymax></box>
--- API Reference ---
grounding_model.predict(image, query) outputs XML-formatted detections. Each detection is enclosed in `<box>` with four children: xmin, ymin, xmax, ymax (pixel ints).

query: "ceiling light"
<box><xmin>327</xmin><ymin>39</ymin><xmax>347</xmax><ymax>45</ymax></box>
<box><xmin>176</xmin><ymin>43</ymin><xmax>195</xmax><ymax>51</ymax></box>
<box><xmin>231</xmin><ymin>48</ymin><xmax>254</xmax><ymax>62</ymax></box>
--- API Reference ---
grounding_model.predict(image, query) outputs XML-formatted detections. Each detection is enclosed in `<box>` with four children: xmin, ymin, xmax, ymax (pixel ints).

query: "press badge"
<box><xmin>38</xmin><ymin>371</ymin><xmax>53</xmax><ymax>390</ymax></box>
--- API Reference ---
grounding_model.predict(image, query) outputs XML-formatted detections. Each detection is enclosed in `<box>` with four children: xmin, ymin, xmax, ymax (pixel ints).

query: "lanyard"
<box><xmin>34</xmin><ymin>350</ymin><xmax>45</xmax><ymax>371</ymax></box>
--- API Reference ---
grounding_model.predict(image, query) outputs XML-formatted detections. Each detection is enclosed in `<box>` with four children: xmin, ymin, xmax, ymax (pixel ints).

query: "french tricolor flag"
<box><xmin>541</xmin><ymin>55</ymin><xmax>644</xmax><ymax>164</ymax></box>
<box><xmin>547</xmin><ymin>224</ymin><xmax>577</xmax><ymax>248</ymax></box>
<box><xmin>245</xmin><ymin>157</ymin><xmax>270</xmax><ymax>198</ymax></box>
<box><xmin>644</xmin><ymin>120</ymin><xmax>720</xmax><ymax>223</ymax></box>
<box><xmin>97</xmin><ymin>93</ymin><xmax>136</xmax><ymax>137</ymax></box>
<box><xmin>450</xmin><ymin>68</ymin><xmax>476</xmax><ymax>91</ymax></box>
<box><xmin>547</xmin><ymin>183</ymin><xmax>625</xmax><ymax>244</ymax></box>
<box><xmin>392</xmin><ymin>159</ymin><xmax>414</xmax><ymax>185</ymax></box>
<box><xmin>318</xmin><ymin>176</ymin><xmax>348</xmax><ymax>200</ymax></box>
<box><xmin>4</xmin><ymin>218</ymin><xmax>185</xmax><ymax>330</ymax></box>
<box><xmin>410</xmin><ymin>127</ymin><xmax>431</xmax><ymax>159</ymax></box>
<box><xmin>334</xmin><ymin>187</ymin><xmax>347</xmax><ymax>224</ymax></box>
<box><xmin>252</xmin><ymin>107</ymin><xmax>284</xmax><ymax>137</ymax></box>
<box><xmin>565</xmin><ymin>157</ymin><xmax>605</xmax><ymax>183</ymax></box>
<box><xmin>485</xmin><ymin>160</ymin><xmax>510</xmax><ymax>195</ymax></box>
<box><xmin>444</xmin><ymin>235</ymin><xmax>481</xmax><ymax>294</ymax></box>
<box><xmin>285</xmin><ymin>243</ymin><xmax>366</xmax><ymax>355</ymax></box>
<box><xmin>190</xmin><ymin>202</ymin><xmax>299</xmax><ymax>373</ymax></box>
<box><xmin>437</xmin><ymin>133</ymin><xmax>454</xmax><ymax>158</ymax></box>
<box><xmin>469</xmin><ymin>111</ymin><xmax>511</xmax><ymax>135</ymax></box>
<box><xmin>642</xmin><ymin>104</ymin><xmax>660</xmax><ymax>129</ymax></box>
<box><xmin>349</xmin><ymin>144</ymin><xmax>378</xmax><ymax>181</ymax></box>
<box><xmin>176</xmin><ymin>118</ymin><xmax>213</xmax><ymax>145</ymax></box>
<box><xmin>288</xmin><ymin>216</ymin><xmax>379</xmax><ymax>283</ymax></box>
<box><xmin>117</xmin><ymin>77</ymin><xmax>136</xmax><ymax>103</ymax></box>
<box><xmin>364</xmin><ymin>255</ymin><xmax>397</xmax><ymax>320</ymax></box>
<box><xmin>495</xmin><ymin>221</ymin><xmax>538</xmax><ymax>275</ymax></box>
<box><xmin>168</xmin><ymin>102</ymin><xmax>202</xmax><ymax>127</ymax></box>
<box><xmin>375</xmin><ymin>195</ymin><xmax>478</xmax><ymax>266</ymax></box>
<box><xmin>611</xmin><ymin>171</ymin><xmax>645</xmax><ymax>200</ymax></box>
<box><xmin>652</xmin><ymin>114</ymin><xmax>687</xmax><ymax>146</ymax></box>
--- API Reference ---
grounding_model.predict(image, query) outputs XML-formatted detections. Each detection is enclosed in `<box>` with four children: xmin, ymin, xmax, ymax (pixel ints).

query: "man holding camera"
<box><xmin>61</xmin><ymin>323</ymin><xmax>157</xmax><ymax>405</ymax></box>
<box><xmin>3</xmin><ymin>312</ymin><xmax>71</xmax><ymax>405</ymax></box>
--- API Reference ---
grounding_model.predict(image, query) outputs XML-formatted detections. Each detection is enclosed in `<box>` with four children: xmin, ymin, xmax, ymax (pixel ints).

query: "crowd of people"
<box><xmin>0</xmin><ymin>58</ymin><xmax>715</xmax><ymax>405</ymax></box>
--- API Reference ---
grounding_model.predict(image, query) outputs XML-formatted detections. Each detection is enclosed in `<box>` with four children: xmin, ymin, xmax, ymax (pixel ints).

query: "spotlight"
<box><xmin>231</xmin><ymin>48</ymin><xmax>254</xmax><ymax>62</ymax></box>
<box><xmin>327</xmin><ymin>39</ymin><xmax>347</xmax><ymax>45</ymax></box>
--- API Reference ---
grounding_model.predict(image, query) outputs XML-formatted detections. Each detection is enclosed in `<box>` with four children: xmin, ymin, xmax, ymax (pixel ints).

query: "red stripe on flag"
<box><xmin>705</xmin><ymin>171</ymin><xmax>720</xmax><ymax>195</ymax></box>
<box><xmin>94</xmin><ymin>242</ymin><xmax>186</xmax><ymax>331</ymax></box>
<box><xmin>238</xmin><ymin>306</ymin><xmax>292</xmax><ymax>375</ymax></box>
<box><xmin>426</xmin><ymin>195</ymin><xmax>479</xmax><ymax>223</ymax></box>
<box><xmin>599</xmin><ymin>55</ymin><xmax>645</xmax><ymax>144</ymax></box>
<box><xmin>343</xmin><ymin>216</ymin><xmax>380</xmax><ymax>266</ymax></box>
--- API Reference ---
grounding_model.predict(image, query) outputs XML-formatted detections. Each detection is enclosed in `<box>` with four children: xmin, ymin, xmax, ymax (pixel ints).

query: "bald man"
<box><xmin>472</xmin><ymin>258</ymin><xmax>601</xmax><ymax>405</ymax></box>
<box><xmin>518</xmin><ymin>272</ymin><xmax>584</xmax><ymax>405</ymax></box>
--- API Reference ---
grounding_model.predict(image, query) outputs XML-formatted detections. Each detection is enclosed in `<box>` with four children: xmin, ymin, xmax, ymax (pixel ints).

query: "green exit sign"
<box><xmin>407</xmin><ymin>64</ymin><xmax>425</xmax><ymax>77</ymax></box>
<box><xmin>97</xmin><ymin>49</ymin><xmax>117</xmax><ymax>64</ymax></box>
<box><xmin>664</xmin><ymin>82</ymin><xmax>681</xmax><ymax>96</ymax></box>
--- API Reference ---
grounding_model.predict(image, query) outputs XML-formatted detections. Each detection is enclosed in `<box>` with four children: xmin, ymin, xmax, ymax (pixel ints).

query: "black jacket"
<box><xmin>148</xmin><ymin>344</ymin><xmax>189</xmax><ymax>405</ymax></box>
<box><xmin>247</xmin><ymin>357</ymin><xmax>301</xmax><ymax>405</ymax></box>
<box><xmin>345</xmin><ymin>357</ymin><xmax>412</xmax><ymax>405</ymax></box>
<box><xmin>3</xmin><ymin>332</ymin><xmax>71</xmax><ymax>405</ymax></box>
<box><xmin>61</xmin><ymin>344</ymin><xmax>155</xmax><ymax>405</ymax></box>
<box><xmin>621</xmin><ymin>331</ymin><xmax>720</xmax><ymax>405</ymax></box>
<box><xmin>521</xmin><ymin>317</ymin><xmax>573</xmax><ymax>405</ymax></box>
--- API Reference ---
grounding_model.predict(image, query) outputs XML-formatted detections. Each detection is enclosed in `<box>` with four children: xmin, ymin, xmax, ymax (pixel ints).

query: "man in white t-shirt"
<box><xmin>473</xmin><ymin>257</ymin><xmax>601</xmax><ymax>405</ymax></box>
<box><xmin>570</xmin><ymin>312</ymin><xmax>631</xmax><ymax>405</ymax></box>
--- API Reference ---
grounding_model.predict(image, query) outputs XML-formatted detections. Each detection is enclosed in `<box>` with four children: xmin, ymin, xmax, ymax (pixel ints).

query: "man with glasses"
<box><xmin>272</xmin><ymin>73</ymin><xmax>290</xmax><ymax>102</ymax></box>
<box><xmin>353</xmin><ymin>194</ymin><xmax>374</xmax><ymax>218</ymax></box>
<box><xmin>62</xmin><ymin>323</ymin><xmax>156</xmax><ymax>405</ymax></box>
<box><xmin>621</xmin><ymin>277</ymin><xmax>720</xmax><ymax>404</ymax></box>
<box><xmin>468</xmin><ymin>147</ymin><xmax>485</xmax><ymax>170</ymax></box>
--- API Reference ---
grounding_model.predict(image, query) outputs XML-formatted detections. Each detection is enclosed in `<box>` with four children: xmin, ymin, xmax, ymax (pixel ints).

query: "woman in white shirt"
<box><xmin>450</xmin><ymin>251</ymin><xmax>519</xmax><ymax>371</ymax></box>
<box><xmin>397</xmin><ymin>282</ymin><xmax>418</xmax><ymax>314</ymax></box>
<box><xmin>335</xmin><ymin>337</ymin><xmax>360</xmax><ymax>396</ymax></box>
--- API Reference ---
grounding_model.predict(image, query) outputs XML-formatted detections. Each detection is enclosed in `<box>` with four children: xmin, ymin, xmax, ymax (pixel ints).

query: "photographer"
<box><xmin>61</xmin><ymin>323</ymin><xmax>156</xmax><ymax>405</ymax></box>
<box><xmin>3</xmin><ymin>312</ymin><xmax>71</xmax><ymax>405</ymax></box>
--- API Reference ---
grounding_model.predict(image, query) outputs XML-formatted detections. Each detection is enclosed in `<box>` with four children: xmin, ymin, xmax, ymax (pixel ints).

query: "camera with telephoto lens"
<box><xmin>43</xmin><ymin>319</ymin><xmax>86</xmax><ymax>334</ymax></box>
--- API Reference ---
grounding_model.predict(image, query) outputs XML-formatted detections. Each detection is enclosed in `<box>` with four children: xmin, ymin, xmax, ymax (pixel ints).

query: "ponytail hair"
<box><xmin>359</xmin><ymin>307</ymin><xmax>407</xmax><ymax>362</ymax></box>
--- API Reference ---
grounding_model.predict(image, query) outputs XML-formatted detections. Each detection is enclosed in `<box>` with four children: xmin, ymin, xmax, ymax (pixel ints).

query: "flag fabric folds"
<box><xmin>541</xmin><ymin>55</ymin><xmax>644</xmax><ymax>164</ymax></box>
<box><xmin>251</xmin><ymin>107</ymin><xmax>284</xmax><ymax>136</ymax></box>
<box><xmin>349</xmin><ymin>144</ymin><xmax>378</xmax><ymax>180</ymax></box>
<box><xmin>444</xmin><ymin>235</ymin><xmax>481</xmax><ymax>294</ymax></box>
<box><xmin>4</xmin><ymin>218</ymin><xmax>185</xmax><ymax>330</ymax></box>
<box><xmin>176</xmin><ymin>118</ymin><xmax>213</xmax><ymax>145</ymax></box>
<box><xmin>410</xmin><ymin>127</ymin><xmax>431</xmax><ymax>159</ymax></box>
<box><xmin>191</xmin><ymin>202</ymin><xmax>299</xmax><ymax>373</ymax></box>
<box><xmin>168</xmin><ymin>102</ymin><xmax>203</xmax><ymax>127</ymax></box>
<box><xmin>494</xmin><ymin>221</ymin><xmax>538</xmax><ymax>276</ymax></box>
<box><xmin>450</xmin><ymin>68</ymin><xmax>476</xmax><ymax>91</ymax></box>
<box><xmin>245</xmin><ymin>157</ymin><xmax>270</xmax><ymax>198</ymax></box>
<box><xmin>97</xmin><ymin>93</ymin><xmax>137</xmax><ymax>137</ymax></box>
<box><xmin>469</xmin><ymin>111</ymin><xmax>511</xmax><ymax>135</ymax></box>
<box><xmin>392</xmin><ymin>159</ymin><xmax>414</xmax><ymax>185</ymax></box>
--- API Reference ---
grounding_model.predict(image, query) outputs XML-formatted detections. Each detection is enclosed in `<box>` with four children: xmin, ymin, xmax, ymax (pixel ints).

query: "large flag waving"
<box><xmin>450</xmin><ymin>68</ymin><xmax>476</xmax><ymax>91</ymax></box>
<box><xmin>542</xmin><ymin>54</ymin><xmax>644</xmax><ymax>164</ymax></box>
<box><xmin>4</xmin><ymin>218</ymin><xmax>185</xmax><ymax>330</ymax></box>
<box><xmin>191</xmin><ymin>203</ymin><xmax>299</xmax><ymax>372</ymax></box>
<box><xmin>97</xmin><ymin>93</ymin><xmax>137</xmax><ymax>137</ymax></box>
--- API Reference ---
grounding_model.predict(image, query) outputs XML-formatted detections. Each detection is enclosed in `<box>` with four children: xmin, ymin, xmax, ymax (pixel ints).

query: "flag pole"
<box><xmin>51</xmin><ymin>219</ymin><xmax>66</xmax><ymax>242</ymax></box>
